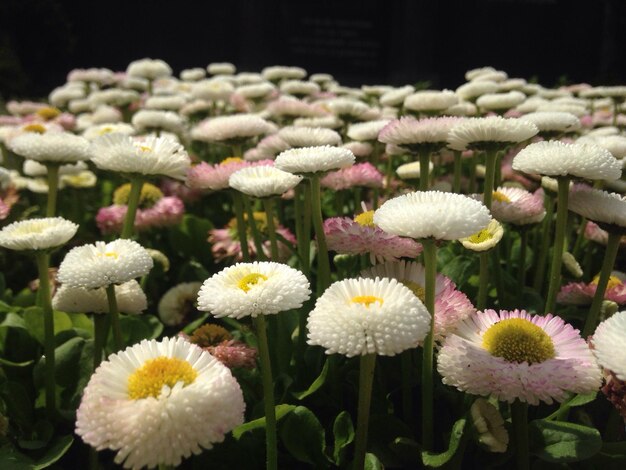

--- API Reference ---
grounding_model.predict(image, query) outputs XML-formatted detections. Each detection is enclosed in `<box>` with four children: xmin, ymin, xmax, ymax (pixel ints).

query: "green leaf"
<box><xmin>0</xmin><ymin>381</ymin><xmax>33</xmax><ymax>430</ymax></box>
<box><xmin>332</xmin><ymin>411</ymin><xmax>354</xmax><ymax>464</ymax></box>
<box><xmin>545</xmin><ymin>392</ymin><xmax>597</xmax><ymax>421</ymax></box>
<box><xmin>364</xmin><ymin>453</ymin><xmax>383</xmax><ymax>470</ymax></box>
<box><xmin>598</xmin><ymin>441</ymin><xmax>626</xmax><ymax>461</ymax></box>
<box><xmin>167</xmin><ymin>214</ymin><xmax>214</xmax><ymax>265</ymax></box>
<box><xmin>0</xmin><ymin>444</ymin><xmax>34</xmax><ymax>470</ymax></box>
<box><xmin>54</xmin><ymin>337</ymin><xmax>85</xmax><ymax>387</ymax></box>
<box><xmin>232</xmin><ymin>404</ymin><xmax>296</xmax><ymax>439</ymax></box>
<box><xmin>33</xmin><ymin>435</ymin><xmax>73</xmax><ymax>469</ymax></box>
<box><xmin>293</xmin><ymin>357</ymin><xmax>329</xmax><ymax>400</ymax></box>
<box><xmin>280</xmin><ymin>406</ymin><xmax>328</xmax><ymax>467</ymax></box>
<box><xmin>421</xmin><ymin>418</ymin><xmax>467</xmax><ymax>467</ymax></box>
<box><xmin>0</xmin><ymin>312</ymin><xmax>27</xmax><ymax>329</ymax></box>
<box><xmin>0</xmin><ymin>357</ymin><xmax>33</xmax><ymax>367</ymax></box>
<box><xmin>67</xmin><ymin>312</ymin><xmax>94</xmax><ymax>336</ymax></box>
<box><xmin>23</xmin><ymin>307</ymin><xmax>73</xmax><ymax>345</ymax></box>
<box><xmin>440</xmin><ymin>255</ymin><xmax>477</xmax><ymax>288</ymax></box>
<box><xmin>17</xmin><ymin>420</ymin><xmax>53</xmax><ymax>450</ymax></box>
<box><xmin>529</xmin><ymin>419</ymin><xmax>602</xmax><ymax>462</ymax></box>
<box><xmin>116</xmin><ymin>314</ymin><xmax>163</xmax><ymax>347</ymax></box>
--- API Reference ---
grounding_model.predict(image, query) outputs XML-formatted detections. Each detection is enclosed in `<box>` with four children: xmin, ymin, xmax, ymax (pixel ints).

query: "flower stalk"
<box><xmin>121</xmin><ymin>177</ymin><xmax>143</xmax><ymax>239</ymax></box>
<box><xmin>544</xmin><ymin>177</ymin><xmax>570</xmax><ymax>314</ymax></box>
<box><xmin>421</xmin><ymin>237</ymin><xmax>437</xmax><ymax>450</ymax></box>
<box><xmin>353</xmin><ymin>353</ymin><xmax>376</xmax><ymax>470</ymax></box>
<box><xmin>36</xmin><ymin>252</ymin><xmax>56</xmax><ymax>418</ymax></box>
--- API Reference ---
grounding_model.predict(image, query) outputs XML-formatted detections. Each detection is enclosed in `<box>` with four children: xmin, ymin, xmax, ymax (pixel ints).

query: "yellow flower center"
<box><xmin>237</xmin><ymin>273</ymin><xmax>268</xmax><ymax>292</ymax></box>
<box><xmin>98</xmin><ymin>251</ymin><xmax>118</xmax><ymax>259</ymax></box>
<box><xmin>127</xmin><ymin>356</ymin><xmax>198</xmax><ymax>400</ymax></box>
<box><xmin>351</xmin><ymin>295</ymin><xmax>384</xmax><ymax>307</ymax></box>
<box><xmin>220</xmin><ymin>157</ymin><xmax>244</xmax><ymax>165</ymax></box>
<box><xmin>492</xmin><ymin>191</ymin><xmax>511</xmax><ymax>203</ymax></box>
<box><xmin>228</xmin><ymin>211</ymin><xmax>273</xmax><ymax>237</ymax></box>
<box><xmin>113</xmin><ymin>182</ymin><xmax>163</xmax><ymax>206</ymax></box>
<box><xmin>138</xmin><ymin>145</ymin><xmax>152</xmax><ymax>153</ymax></box>
<box><xmin>36</xmin><ymin>107</ymin><xmax>61</xmax><ymax>120</ymax></box>
<box><xmin>592</xmin><ymin>274</ymin><xmax>623</xmax><ymax>290</ymax></box>
<box><xmin>354</xmin><ymin>210</ymin><xmax>375</xmax><ymax>227</ymax></box>
<box><xmin>22</xmin><ymin>123</ymin><xmax>47</xmax><ymax>134</ymax></box>
<box><xmin>400</xmin><ymin>280</ymin><xmax>426</xmax><ymax>303</ymax></box>
<box><xmin>468</xmin><ymin>228</ymin><xmax>494</xmax><ymax>244</ymax></box>
<box><xmin>98</xmin><ymin>126</ymin><xmax>115</xmax><ymax>135</ymax></box>
<box><xmin>482</xmin><ymin>318</ymin><xmax>555</xmax><ymax>364</ymax></box>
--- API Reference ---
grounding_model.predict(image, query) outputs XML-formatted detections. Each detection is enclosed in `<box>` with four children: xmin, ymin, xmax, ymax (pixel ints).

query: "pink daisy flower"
<box><xmin>96</xmin><ymin>196</ymin><xmax>184</xmax><ymax>234</ymax></box>
<box><xmin>186</xmin><ymin>158</ymin><xmax>272</xmax><ymax>191</ymax></box>
<box><xmin>182</xmin><ymin>325</ymin><xmax>258</xmax><ymax>370</ymax></box>
<box><xmin>323</xmin><ymin>211</ymin><xmax>422</xmax><ymax>264</ymax></box>
<box><xmin>437</xmin><ymin>309</ymin><xmax>602</xmax><ymax>405</ymax></box>
<box><xmin>321</xmin><ymin>162</ymin><xmax>383</xmax><ymax>190</ymax></box>
<box><xmin>362</xmin><ymin>260</ymin><xmax>475</xmax><ymax>341</ymax></box>
<box><xmin>473</xmin><ymin>186</ymin><xmax>545</xmax><ymax>225</ymax></box>
<box><xmin>557</xmin><ymin>271</ymin><xmax>626</xmax><ymax>305</ymax></box>
<box><xmin>160</xmin><ymin>178</ymin><xmax>203</xmax><ymax>203</ymax></box>
<box><xmin>208</xmin><ymin>212</ymin><xmax>296</xmax><ymax>263</ymax></box>
<box><xmin>585</xmin><ymin>221</ymin><xmax>610</xmax><ymax>245</ymax></box>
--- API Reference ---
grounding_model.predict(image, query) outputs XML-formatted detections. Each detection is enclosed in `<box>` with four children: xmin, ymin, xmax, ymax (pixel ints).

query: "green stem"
<box><xmin>232</xmin><ymin>191</ymin><xmax>250</xmax><ymax>262</ymax></box>
<box><xmin>511</xmin><ymin>400</ymin><xmax>530</xmax><ymax>470</ymax></box>
<box><xmin>385</xmin><ymin>154</ymin><xmax>394</xmax><ymax>194</ymax></box>
<box><xmin>572</xmin><ymin>218</ymin><xmax>588</xmax><ymax>259</ymax></box>
<box><xmin>244</xmin><ymin>196</ymin><xmax>266</xmax><ymax>260</ymax></box>
<box><xmin>492</xmin><ymin>244</ymin><xmax>507</xmax><ymax>308</ymax></box>
<box><xmin>582</xmin><ymin>231</ymin><xmax>621</xmax><ymax>337</ymax></box>
<box><xmin>518</xmin><ymin>228</ymin><xmax>528</xmax><ymax>304</ymax></box>
<box><xmin>302</xmin><ymin>180</ymin><xmax>312</xmax><ymax>277</ymax></box>
<box><xmin>263</xmin><ymin>198</ymin><xmax>279</xmax><ymax>260</ymax></box>
<box><xmin>121</xmin><ymin>178</ymin><xmax>143</xmax><ymax>239</ymax></box>
<box><xmin>419</xmin><ymin>149</ymin><xmax>430</xmax><ymax>191</ymax></box>
<box><xmin>353</xmin><ymin>354</ymin><xmax>377</xmax><ymax>470</ymax></box>
<box><xmin>400</xmin><ymin>351</ymin><xmax>413</xmax><ymax>424</ymax></box>
<box><xmin>45</xmin><ymin>164</ymin><xmax>60</xmax><ymax>217</ymax></box>
<box><xmin>544</xmin><ymin>177</ymin><xmax>570</xmax><ymax>314</ymax></box>
<box><xmin>105</xmin><ymin>284</ymin><xmax>123</xmax><ymax>352</ymax></box>
<box><xmin>92</xmin><ymin>314</ymin><xmax>107</xmax><ymax>371</ymax></box>
<box><xmin>533</xmin><ymin>193</ymin><xmax>555</xmax><ymax>292</ymax></box>
<box><xmin>421</xmin><ymin>238</ymin><xmax>437</xmax><ymax>450</ymax></box>
<box><xmin>468</xmin><ymin>153</ymin><xmax>477</xmax><ymax>194</ymax></box>
<box><xmin>477</xmin><ymin>252</ymin><xmax>489</xmax><ymax>310</ymax></box>
<box><xmin>253</xmin><ymin>315</ymin><xmax>278</xmax><ymax>470</ymax></box>
<box><xmin>453</xmin><ymin>151</ymin><xmax>462</xmax><ymax>193</ymax></box>
<box><xmin>36</xmin><ymin>252</ymin><xmax>56</xmax><ymax>418</ymax></box>
<box><xmin>310</xmin><ymin>175</ymin><xmax>330</xmax><ymax>294</ymax></box>
<box><xmin>483</xmin><ymin>149</ymin><xmax>498</xmax><ymax>210</ymax></box>
<box><xmin>231</xmin><ymin>143</ymin><xmax>243</xmax><ymax>158</ymax></box>
<box><xmin>294</xmin><ymin>185</ymin><xmax>303</xmax><ymax>262</ymax></box>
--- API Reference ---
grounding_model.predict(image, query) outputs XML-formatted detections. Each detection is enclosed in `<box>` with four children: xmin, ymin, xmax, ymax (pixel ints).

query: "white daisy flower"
<box><xmin>144</xmin><ymin>95</ymin><xmax>187</xmax><ymax>111</ymax></box>
<box><xmin>512</xmin><ymin>141</ymin><xmax>622</xmax><ymax>181</ymax></box>
<box><xmin>88</xmin><ymin>89</ymin><xmax>140</xmax><ymax>108</ymax></box>
<box><xmin>459</xmin><ymin>219</ymin><xmax>504</xmax><ymax>252</ymax></box>
<box><xmin>229</xmin><ymin>166</ymin><xmax>302</xmax><ymax>198</ymax></box>
<box><xmin>519</xmin><ymin>111</ymin><xmax>581</xmax><ymax>135</ymax></box>
<box><xmin>278</xmin><ymin>126</ymin><xmax>341</xmax><ymax>148</ymax></box>
<box><xmin>82</xmin><ymin>123</ymin><xmax>136</xmax><ymax>141</ymax></box>
<box><xmin>379</xmin><ymin>85</ymin><xmax>415</xmax><ymax>107</ymax></box>
<box><xmin>293</xmin><ymin>115</ymin><xmax>343</xmax><ymax>129</ymax></box>
<box><xmin>347</xmin><ymin>120</ymin><xmax>391</xmax><ymax>141</ymax></box>
<box><xmin>592</xmin><ymin>310</ymin><xmax>626</xmax><ymax>380</ymax></box>
<box><xmin>76</xmin><ymin>337</ymin><xmax>245</xmax><ymax>469</ymax></box>
<box><xmin>0</xmin><ymin>217</ymin><xmax>78</xmax><ymax>251</ymax></box>
<box><xmin>262</xmin><ymin>65</ymin><xmax>307</xmax><ymax>82</ymax></box>
<box><xmin>191</xmin><ymin>79</ymin><xmax>235</xmax><ymax>101</ymax></box>
<box><xmin>207</xmin><ymin>62</ymin><xmax>236</xmax><ymax>75</ymax></box>
<box><xmin>57</xmin><ymin>239</ymin><xmax>153</xmax><ymax>289</ymax></box>
<box><xmin>9</xmin><ymin>132</ymin><xmax>91</xmax><ymax>164</ymax></box>
<box><xmin>403</xmin><ymin>90</ymin><xmax>458</xmax><ymax>113</ymax></box>
<box><xmin>280</xmin><ymin>80</ymin><xmax>320</xmax><ymax>96</ymax></box>
<box><xmin>310</xmin><ymin>73</ymin><xmax>334</xmax><ymax>84</ymax></box>
<box><xmin>476</xmin><ymin>91</ymin><xmax>526</xmax><ymax>111</ymax></box>
<box><xmin>90</xmin><ymin>133</ymin><xmax>190</xmax><ymax>180</ymax></box>
<box><xmin>396</xmin><ymin>161</ymin><xmax>434</xmax><ymax>180</ymax></box>
<box><xmin>49</xmin><ymin>85</ymin><xmax>85</xmax><ymax>108</ymax></box>
<box><xmin>307</xmin><ymin>277</ymin><xmax>431</xmax><ymax>357</ymax></box>
<box><xmin>456</xmin><ymin>81</ymin><xmax>500</xmax><ymax>101</ymax></box>
<box><xmin>23</xmin><ymin>159</ymin><xmax>87</xmax><ymax>177</ymax></box>
<box><xmin>191</xmin><ymin>114</ymin><xmax>274</xmax><ymax>143</ymax></box>
<box><xmin>274</xmin><ymin>145</ymin><xmax>355</xmax><ymax>174</ymax></box>
<box><xmin>447</xmin><ymin>116</ymin><xmax>538</xmax><ymax>151</ymax></box>
<box><xmin>445</xmin><ymin>102</ymin><xmax>478</xmax><ymax>116</ymax></box>
<box><xmin>465</xmin><ymin>66</ymin><xmax>498</xmax><ymax>81</ymax></box>
<box><xmin>53</xmin><ymin>280</ymin><xmax>147</xmax><ymax>315</ymax></box>
<box><xmin>472</xmin><ymin>70</ymin><xmax>508</xmax><ymax>83</ymax></box>
<box><xmin>568</xmin><ymin>185</ymin><xmax>626</xmax><ymax>230</ymax></box>
<box><xmin>180</xmin><ymin>68</ymin><xmax>206</xmax><ymax>82</ymax></box>
<box><xmin>127</xmin><ymin>58</ymin><xmax>172</xmax><ymax>80</ymax></box>
<box><xmin>374</xmin><ymin>191</ymin><xmax>492</xmax><ymax>240</ymax></box>
<box><xmin>131</xmin><ymin>110</ymin><xmax>185</xmax><ymax>134</ymax></box>
<box><xmin>579</xmin><ymin>135</ymin><xmax>626</xmax><ymax>159</ymax></box>
<box><xmin>325</xmin><ymin>98</ymin><xmax>370</xmax><ymax>120</ymax></box>
<box><xmin>470</xmin><ymin>398</ymin><xmax>509</xmax><ymax>453</ymax></box>
<box><xmin>536</xmin><ymin>101</ymin><xmax>587</xmax><ymax>117</ymax></box>
<box><xmin>158</xmin><ymin>282</ymin><xmax>203</xmax><ymax>326</ymax></box>
<box><xmin>197</xmin><ymin>261</ymin><xmax>311</xmax><ymax>319</ymax></box>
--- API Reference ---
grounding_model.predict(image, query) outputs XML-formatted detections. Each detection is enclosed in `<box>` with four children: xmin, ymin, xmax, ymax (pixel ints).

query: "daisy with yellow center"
<box><xmin>437</xmin><ymin>309</ymin><xmax>601</xmax><ymax>405</ymax></box>
<box><xmin>460</xmin><ymin>219</ymin><xmax>504</xmax><ymax>252</ymax></box>
<box><xmin>76</xmin><ymin>337</ymin><xmax>245</xmax><ymax>470</ymax></box>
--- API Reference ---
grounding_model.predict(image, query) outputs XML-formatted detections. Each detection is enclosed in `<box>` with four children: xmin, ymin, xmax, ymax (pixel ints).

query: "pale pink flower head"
<box><xmin>321</xmin><ymin>162</ymin><xmax>383</xmax><ymax>190</ymax></box>
<box><xmin>473</xmin><ymin>186</ymin><xmax>545</xmax><ymax>225</ymax></box>
<box><xmin>361</xmin><ymin>260</ymin><xmax>475</xmax><ymax>341</ymax></box>
<box><xmin>438</xmin><ymin>309</ymin><xmax>602</xmax><ymax>405</ymax></box>
<box><xmin>186</xmin><ymin>158</ymin><xmax>273</xmax><ymax>191</ymax></box>
<box><xmin>557</xmin><ymin>271</ymin><xmax>626</xmax><ymax>305</ymax></box>
<box><xmin>182</xmin><ymin>324</ymin><xmax>257</xmax><ymax>370</ymax></box>
<box><xmin>96</xmin><ymin>196</ymin><xmax>185</xmax><ymax>234</ymax></box>
<box><xmin>378</xmin><ymin>116</ymin><xmax>460</xmax><ymax>153</ymax></box>
<box><xmin>585</xmin><ymin>221</ymin><xmax>610</xmax><ymax>245</ymax></box>
<box><xmin>267</xmin><ymin>97</ymin><xmax>328</xmax><ymax>120</ymax></box>
<box><xmin>342</xmin><ymin>141</ymin><xmax>373</xmax><ymax>158</ymax></box>
<box><xmin>323</xmin><ymin>210</ymin><xmax>422</xmax><ymax>265</ymax></box>
<box><xmin>208</xmin><ymin>212</ymin><xmax>296</xmax><ymax>263</ymax></box>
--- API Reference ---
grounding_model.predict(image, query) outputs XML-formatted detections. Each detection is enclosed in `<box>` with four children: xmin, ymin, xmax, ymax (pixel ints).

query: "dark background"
<box><xmin>1</xmin><ymin>0</ymin><xmax>625</xmax><ymax>100</ymax></box>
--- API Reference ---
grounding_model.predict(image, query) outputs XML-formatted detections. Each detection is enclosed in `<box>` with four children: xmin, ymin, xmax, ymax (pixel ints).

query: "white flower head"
<box><xmin>76</xmin><ymin>337</ymin><xmax>245</xmax><ymax>469</ymax></box>
<box><xmin>57</xmin><ymin>239</ymin><xmax>153</xmax><ymax>289</ymax></box>
<box><xmin>447</xmin><ymin>116</ymin><xmax>538</xmax><ymax>151</ymax></box>
<box><xmin>307</xmin><ymin>277</ymin><xmax>431</xmax><ymax>357</ymax></box>
<box><xmin>512</xmin><ymin>141</ymin><xmax>622</xmax><ymax>181</ymax></box>
<box><xmin>262</xmin><ymin>65</ymin><xmax>307</xmax><ymax>82</ymax></box>
<box><xmin>53</xmin><ymin>280</ymin><xmax>147</xmax><ymax>315</ymax></box>
<box><xmin>592</xmin><ymin>310</ymin><xmax>626</xmax><ymax>380</ymax></box>
<box><xmin>127</xmin><ymin>58</ymin><xmax>172</xmax><ymax>80</ymax></box>
<box><xmin>90</xmin><ymin>133</ymin><xmax>190</xmax><ymax>180</ymax></box>
<box><xmin>9</xmin><ymin>132</ymin><xmax>91</xmax><ymax>164</ymax></box>
<box><xmin>229</xmin><ymin>166</ymin><xmax>302</xmax><ymax>198</ymax></box>
<box><xmin>158</xmin><ymin>282</ymin><xmax>203</xmax><ymax>326</ymax></box>
<box><xmin>347</xmin><ymin>120</ymin><xmax>391</xmax><ymax>142</ymax></box>
<box><xmin>180</xmin><ymin>68</ymin><xmax>206</xmax><ymax>82</ymax></box>
<box><xmin>519</xmin><ymin>112</ymin><xmax>581</xmax><ymax>134</ymax></box>
<box><xmin>0</xmin><ymin>217</ymin><xmax>78</xmax><ymax>251</ymax></box>
<box><xmin>274</xmin><ymin>145</ymin><xmax>355</xmax><ymax>174</ymax></box>
<box><xmin>460</xmin><ymin>219</ymin><xmax>504</xmax><ymax>252</ymax></box>
<box><xmin>192</xmin><ymin>79</ymin><xmax>235</xmax><ymax>101</ymax></box>
<box><xmin>379</xmin><ymin>85</ymin><xmax>415</xmax><ymax>107</ymax></box>
<box><xmin>278</xmin><ymin>126</ymin><xmax>341</xmax><ymax>148</ymax></box>
<box><xmin>191</xmin><ymin>114</ymin><xmax>274</xmax><ymax>143</ymax></box>
<box><xmin>197</xmin><ymin>261</ymin><xmax>311</xmax><ymax>318</ymax></box>
<box><xmin>280</xmin><ymin>80</ymin><xmax>320</xmax><ymax>96</ymax></box>
<box><xmin>456</xmin><ymin>81</ymin><xmax>500</xmax><ymax>101</ymax></box>
<box><xmin>374</xmin><ymin>191</ymin><xmax>492</xmax><ymax>240</ymax></box>
<box><xmin>476</xmin><ymin>91</ymin><xmax>526</xmax><ymax>111</ymax></box>
<box><xmin>131</xmin><ymin>110</ymin><xmax>185</xmax><ymax>134</ymax></box>
<box><xmin>568</xmin><ymin>185</ymin><xmax>626</xmax><ymax>231</ymax></box>
<box><xmin>403</xmin><ymin>90</ymin><xmax>458</xmax><ymax>113</ymax></box>
<box><xmin>396</xmin><ymin>161</ymin><xmax>434</xmax><ymax>180</ymax></box>
<box><xmin>207</xmin><ymin>62</ymin><xmax>236</xmax><ymax>75</ymax></box>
